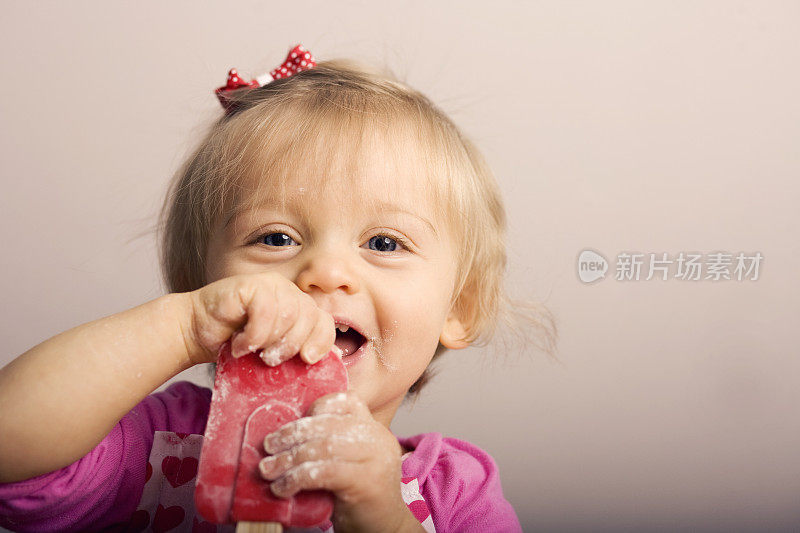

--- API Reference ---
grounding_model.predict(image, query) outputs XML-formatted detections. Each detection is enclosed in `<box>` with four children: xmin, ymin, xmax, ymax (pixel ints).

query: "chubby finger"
<box><xmin>267</xmin><ymin>459</ymin><xmax>363</xmax><ymax>499</ymax></box>
<box><xmin>259</xmin><ymin>435</ymin><xmax>370</xmax><ymax>481</ymax></box>
<box><xmin>268</xmin><ymin>286</ymin><xmax>302</xmax><ymax>345</ymax></box>
<box><xmin>260</xmin><ymin>306</ymin><xmax>314</xmax><ymax>366</ymax></box>
<box><xmin>263</xmin><ymin>413</ymin><xmax>340</xmax><ymax>454</ymax></box>
<box><xmin>232</xmin><ymin>288</ymin><xmax>280</xmax><ymax>358</ymax></box>
<box><xmin>231</xmin><ymin>283</ymin><xmax>297</xmax><ymax>361</ymax></box>
<box><xmin>264</xmin><ymin>415</ymin><xmax>376</xmax><ymax>455</ymax></box>
<box><xmin>306</xmin><ymin>391</ymin><xmax>371</xmax><ymax>419</ymax></box>
<box><xmin>276</xmin><ymin>304</ymin><xmax>315</xmax><ymax>364</ymax></box>
<box><xmin>299</xmin><ymin>309</ymin><xmax>336</xmax><ymax>365</ymax></box>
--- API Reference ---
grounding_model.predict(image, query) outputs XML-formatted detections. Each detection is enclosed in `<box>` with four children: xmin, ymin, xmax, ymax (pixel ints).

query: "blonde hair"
<box><xmin>157</xmin><ymin>58</ymin><xmax>558</xmax><ymax>401</ymax></box>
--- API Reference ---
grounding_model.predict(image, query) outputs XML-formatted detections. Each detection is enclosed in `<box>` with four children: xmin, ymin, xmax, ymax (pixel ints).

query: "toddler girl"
<box><xmin>0</xmin><ymin>44</ymin><xmax>555</xmax><ymax>532</ymax></box>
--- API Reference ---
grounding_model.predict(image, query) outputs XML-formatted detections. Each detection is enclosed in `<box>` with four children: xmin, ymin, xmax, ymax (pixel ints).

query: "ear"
<box><xmin>440</xmin><ymin>311</ymin><xmax>470</xmax><ymax>350</ymax></box>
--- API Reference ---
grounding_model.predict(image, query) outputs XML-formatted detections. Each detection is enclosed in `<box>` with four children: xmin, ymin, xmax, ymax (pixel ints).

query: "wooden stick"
<box><xmin>235</xmin><ymin>522</ymin><xmax>282</xmax><ymax>533</ymax></box>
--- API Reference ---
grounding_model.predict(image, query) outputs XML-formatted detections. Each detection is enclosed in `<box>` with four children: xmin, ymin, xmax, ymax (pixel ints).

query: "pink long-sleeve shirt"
<box><xmin>0</xmin><ymin>381</ymin><xmax>522</xmax><ymax>532</ymax></box>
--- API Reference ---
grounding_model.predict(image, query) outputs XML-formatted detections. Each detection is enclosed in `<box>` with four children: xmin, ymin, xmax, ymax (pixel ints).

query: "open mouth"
<box><xmin>334</xmin><ymin>324</ymin><xmax>366</xmax><ymax>357</ymax></box>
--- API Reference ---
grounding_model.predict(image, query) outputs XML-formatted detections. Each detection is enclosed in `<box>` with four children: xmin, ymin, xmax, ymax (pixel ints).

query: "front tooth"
<box><xmin>336</xmin><ymin>324</ymin><xmax>350</xmax><ymax>333</ymax></box>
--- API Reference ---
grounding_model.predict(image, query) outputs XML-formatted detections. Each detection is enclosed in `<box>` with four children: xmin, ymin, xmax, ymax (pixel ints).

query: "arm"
<box><xmin>0</xmin><ymin>382</ymin><xmax>211</xmax><ymax>532</ymax></box>
<box><xmin>0</xmin><ymin>293</ymin><xmax>193</xmax><ymax>483</ymax></box>
<box><xmin>0</xmin><ymin>271</ymin><xmax>337</xmax><ymax>484</ymax></box>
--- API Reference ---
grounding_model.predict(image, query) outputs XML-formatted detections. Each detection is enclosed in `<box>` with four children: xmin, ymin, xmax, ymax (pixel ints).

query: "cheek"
<box><xmin>204</xmin><ymin>233</ymin><xmax>275</xmax><ymax>282</ymax></box>
<box><xmin>204</xmin><ymin>252</ymin><xmax>241</xmax><ymax>283</ymax></box>
<box><xmin>381</xmin><ymin>280</ymin><xmax>452</xmax><ymax>343</ymax></box>
<box><xmin>204</xmin><ymin>230</ymin><xmax>237</xmax><ymax>282</ymax></box>
<box><xmin>203</xmin><ymin>258</ymin><xmax>225</xmax><ymax>284</ymax></box>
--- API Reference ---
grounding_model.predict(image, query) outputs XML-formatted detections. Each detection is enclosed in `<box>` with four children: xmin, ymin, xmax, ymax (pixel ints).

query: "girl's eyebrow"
<box><xmin>370</xmin><ymin>202</ymin><xmax>438</xmax><ymax>237</ymax></box>
<box><xmin>223</xmin><ymin>197</ymin><xmax>301</xmax><ymax>228</ymax></box>
<box><xmin>224</xmin><ymin>203</ymin><xmax>270</xmax><ymax>229</ymax></box>
<box><xmin>224</xmin><ymin>201</ymin><xmax>438</xmax><ymax>237</ymax></box>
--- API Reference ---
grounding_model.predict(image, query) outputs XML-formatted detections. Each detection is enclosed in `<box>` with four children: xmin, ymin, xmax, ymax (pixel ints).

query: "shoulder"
<box><xmin>398</xmin><ymin>432</ymin><xmax>522</xmax><ymax>532</ymax></box>
<box><xmin>398</xmin><ymin>432</ymin><xmax>498</xmax><ymax>486</ymax></box>
<box><xmin>150</xmin><ymin>380</ymin><xmax>212</xmax><ymax>409</ymax></box>
<box><xmin>130</xmin><ymin>380</ymin><xmax>212</xmax><ymax>435</ymax></box>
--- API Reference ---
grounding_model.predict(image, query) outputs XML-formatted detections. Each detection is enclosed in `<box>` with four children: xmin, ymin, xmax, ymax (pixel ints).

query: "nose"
<box><xmin>295</xmin><ymin>248</ymin><xmax>360</xmax><ymax>295</ymax></box>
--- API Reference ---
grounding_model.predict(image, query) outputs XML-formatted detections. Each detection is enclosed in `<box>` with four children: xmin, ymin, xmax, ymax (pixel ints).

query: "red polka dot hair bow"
<box><xmin>215</xmin><ymin>43</ymin><xmax>317</xmax><ymax>115</ymax></box>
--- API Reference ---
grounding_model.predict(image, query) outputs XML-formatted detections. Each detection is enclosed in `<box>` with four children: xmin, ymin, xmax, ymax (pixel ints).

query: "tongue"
<box><xmin>334</xmin><ymin>333</ymin><xmax>361</xmax><ymax>357</ymax></box>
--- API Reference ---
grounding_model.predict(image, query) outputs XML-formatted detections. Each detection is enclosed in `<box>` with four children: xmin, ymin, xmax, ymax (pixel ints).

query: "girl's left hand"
<box><xmin>259</xmin><ymin>391</ymin><xmax>424</xmax><ymax>532</ymax></box>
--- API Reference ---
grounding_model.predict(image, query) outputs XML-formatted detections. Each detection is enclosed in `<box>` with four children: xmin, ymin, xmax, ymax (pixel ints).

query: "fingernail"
<box><xmin>259</xmin><ymin>456</ymin><xmax>277</xmax><ymax>478</ymax></box>
<box><xmin>301</xmin><ymin>346</ymin><xmax>320</xmax><ymax>364</ymax></box>
<box><xmin>271</xmin><ymin>477</ymin><xmax>289</xmax><ymax>498</ymax></box>
<box><xmin>260</xmin><ymin>345</ymin><xmax>283</xmax><ymax>366</ymax></box>
<box><xmin>230</xmin><ymin>332</ymin><xmax>247</xmax><ymax>358</ymax></box>
<box><xmin>281</xmin><ymin>342</ymin><xmax>299</xmax><ymax>359</ymax></box>
<box><xmin>263</xmin><ymin>433</ymin><xmax>277</xmax><ymax>454</ymax></box>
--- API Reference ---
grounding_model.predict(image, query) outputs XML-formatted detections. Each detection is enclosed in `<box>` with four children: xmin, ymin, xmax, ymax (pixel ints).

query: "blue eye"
<box><xmin>367</xmin><ymin>235</ymin><xmax>400</xmax><ymax>252</ymax></box>
<box><xmin>259</xmin><ymin>233</ymin><xmax>297</xmax><ymax>247</ymax></box>
<box><xmin>254</xmin><ymin>232</ymin><xmax>408</xmax><ymax>252</ymax></box>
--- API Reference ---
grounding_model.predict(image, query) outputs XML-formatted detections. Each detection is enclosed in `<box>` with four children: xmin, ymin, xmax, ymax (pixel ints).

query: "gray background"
<box><xmin>1</xmin><ymin>1</ymin><xmax>799</xmax><ymax>531</ymax></box>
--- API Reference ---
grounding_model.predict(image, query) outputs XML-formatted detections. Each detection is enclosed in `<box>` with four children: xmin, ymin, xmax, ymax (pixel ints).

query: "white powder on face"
<box><xmin>375</xmin><ymin>342</ymin><xmax>397</xmax><ymax>372</ymax></box>
<box><xmin>372</xmin><ymin>320</ymin><xmax>400</xmax><ymax>373</ymax></box>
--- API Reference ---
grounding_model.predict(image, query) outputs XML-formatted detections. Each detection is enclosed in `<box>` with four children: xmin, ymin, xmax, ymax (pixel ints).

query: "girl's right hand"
<box><xmin>183</xmin><ymin>272</ymin><xmax>336</xmax><ymax>366</ymax></box>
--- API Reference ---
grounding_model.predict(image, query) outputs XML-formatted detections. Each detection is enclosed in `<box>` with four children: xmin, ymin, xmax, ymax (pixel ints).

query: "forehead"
<box><xmin>232</xmin><ymin>113</ymin><xmax>444</xmax><ymax>219</ymax></box>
